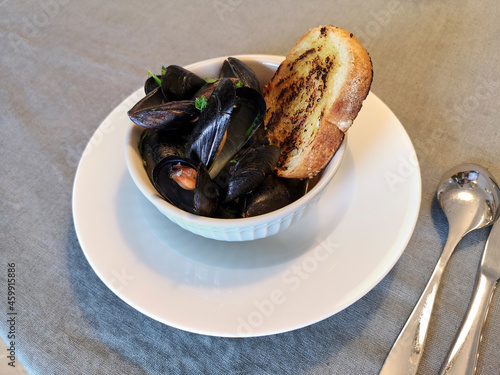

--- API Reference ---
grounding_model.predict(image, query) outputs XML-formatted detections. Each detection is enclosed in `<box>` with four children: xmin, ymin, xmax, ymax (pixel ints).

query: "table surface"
<box><xmin>2</xmin><ymin>1</ymin><xmax>500</xmax><ymax>374</ymax></box>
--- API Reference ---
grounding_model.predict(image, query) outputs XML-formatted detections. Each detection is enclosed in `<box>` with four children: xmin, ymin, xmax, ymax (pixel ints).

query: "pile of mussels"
<box><xmin>128</xmin><ymin>57</ymin><xmax>308</xmax><ymax>218</ymax></box>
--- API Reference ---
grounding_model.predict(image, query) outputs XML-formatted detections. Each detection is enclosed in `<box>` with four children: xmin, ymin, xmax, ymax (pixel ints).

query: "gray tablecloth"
<box><xmin>1</xmin><ymin>1</ymin><xmax>500</xmax><ymax>374</ymax></box>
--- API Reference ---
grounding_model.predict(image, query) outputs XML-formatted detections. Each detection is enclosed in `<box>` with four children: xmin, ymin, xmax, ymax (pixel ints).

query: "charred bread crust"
<box><xmin>263</xmin><ymin>25</ymin><xmax>373</xmax><ymax>179</ymax></box>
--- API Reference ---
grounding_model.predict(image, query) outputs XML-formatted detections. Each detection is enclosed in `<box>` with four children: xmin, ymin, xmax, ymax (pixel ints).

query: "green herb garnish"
<box><xmin>235</xmin><ymin>80</ymin><xmax>244</xmax><ymax>89</ymax></box>
<box><xmin>244</xmin><ymin>115</ymin><xmax>259</xmax><ymax>137</ymax></box>
<box><xmin>205</xmin><ymin>78</ymin><xmax>219</xmax><ymax>83</ymax></box>
<box><xmin>161</xmin><ymin>65</ymin><xmax>167</xmax><ymax>75</ymax></box>
<box><xmin>148</xmin><ymin>70</ymin><xmax>161</xmax><ymax>86</ymax></box>
<box><xmin>195</xmin><ymin>96</ymin><xmax>208</xmax><ymax>112</ymax></box>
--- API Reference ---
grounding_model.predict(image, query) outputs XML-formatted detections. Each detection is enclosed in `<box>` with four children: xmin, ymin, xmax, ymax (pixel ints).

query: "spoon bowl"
<box><xmin>437</xmin><ymin>164</ymin><xmax>500</xmax><ymax>236</ymax></box>
<box><xmin>380</xmin><ymin>163</ymin><xmax>500</xmax><ymax>375</ymax></box>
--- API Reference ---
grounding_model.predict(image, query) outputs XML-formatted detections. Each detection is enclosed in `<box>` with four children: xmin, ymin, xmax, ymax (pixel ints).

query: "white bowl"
<box><xmin>125</xmin><ymin>55</ymin><xmax>347</xmax><ymax>241</ymax></box>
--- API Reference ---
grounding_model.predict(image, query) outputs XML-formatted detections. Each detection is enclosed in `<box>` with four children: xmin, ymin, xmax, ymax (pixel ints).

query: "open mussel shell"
<box><xmin>128</xmin><ymin>86</ymin><xmax>166</xmax><ymax>115</ymax></box>
<box><xmin>240</xmin><ymin>176</ymin><xmax>307</xmax><ymax>218</ymax></box>
<box><xmin>224</xmin><ymin>145</ymin><xmax>280</xmax><ymax>202</ymax></box>
<box><xmin>144</xmin><ymin>75</ymin><xmax>161</xmax><ymax>95</ymax></box>
<box><xmin>128</xmin><ymin>100</ymin><xmax>199</xmax><ymax>131</ymax></box>
<box><xmin>208</xmin><ymin>86</ymin><xmax>267</xmax><ymax>178</ymax></box>
<box><xmin>152</xmin><ymin>156</ymin><xmax>218</xmax><ymax>216</ymax></box>
<box><xmin>153</xmin><ymin>156</ymin><xmax>198</xmax><ymax>213</ymax></box>
<box><xmin>193</xmin><ymin>81</ymin><xmax>218</xmax><ymax>101</ymax></box>
<box><xmin>219</xmin><ymin>57</ymin><xmax>260</xmax><ymax>92</ymax></box>
<box><xmin>140</xmin><ymin>129</ymin><xmax>187</xmax><ymax>180</ymax></box>
<box><xmin>161</xmin><ymin>65</ymin><xmax>206</xmax><ymax>101</ymax></box>
<box><xmin>185</xmin><ymin>78</ymin><xmax>236</xmax><ymax>169</ymax></box>
<box><xmin>192</xmin><ymin>77</ymin><xmax>249</xmax><ymax>104</ymax></box>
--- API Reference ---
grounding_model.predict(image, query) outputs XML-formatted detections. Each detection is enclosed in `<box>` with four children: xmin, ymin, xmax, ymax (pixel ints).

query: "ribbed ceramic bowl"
<box><xmin>125</xmin><ymin>55</ymin><xmax>347</xmax><ymax>241</ymax></box>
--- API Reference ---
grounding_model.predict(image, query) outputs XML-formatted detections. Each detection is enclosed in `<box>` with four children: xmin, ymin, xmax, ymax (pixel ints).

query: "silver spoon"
<box><xmin>380</xmin><ymin>163</ymin><xmax>500</xmax><ymax>375</ymax></box>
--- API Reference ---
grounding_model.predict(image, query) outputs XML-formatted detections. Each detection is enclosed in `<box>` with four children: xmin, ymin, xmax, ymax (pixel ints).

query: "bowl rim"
<box><xmin>125</xmin><ymin>54</ymin><xmax>347</xmax><ymax>228</ymax></box>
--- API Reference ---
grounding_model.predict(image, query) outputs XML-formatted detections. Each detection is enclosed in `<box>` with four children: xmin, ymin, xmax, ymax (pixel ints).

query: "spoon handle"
<box><xmin>439</xmin><ymin>275</ymin><xmax>497</xmax><ymax>375</ymax></box>
<box><xmin>379</xmin><ymin>234</ymin><xmax>461</xmax><ymax>375</ymax></box>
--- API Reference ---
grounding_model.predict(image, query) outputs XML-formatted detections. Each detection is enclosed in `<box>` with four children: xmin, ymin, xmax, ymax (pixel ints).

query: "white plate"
<box><xmin>73</xmin><ymin>56</ymin><xmax>421</xmax><ymax>337</ymax></box>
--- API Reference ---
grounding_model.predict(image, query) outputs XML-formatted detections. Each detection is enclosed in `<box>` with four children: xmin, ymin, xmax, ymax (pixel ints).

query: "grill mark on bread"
<box><xmin>277</xmin><ymin>75</ymin><xmax>305</xmax><ymax>102</ymax></box>
<box><xmin>275</xmin><ymin>70</ymin><xmax>297</xmax><ymax>87</ymax></box>
<box><xmin>277</xmin><ymin>115</ymin><xmax>306</xmax><ymax>167</ymax></box>
<box><xmin>263</xmin><ymin>26</ymin><xmax>372</xmax><ymax>178</ymax></box>
<box><xmin>288</xmin><ymin>47</ymin><xmax>316</xmax><ymax>72</ymax></box>
<box><xmin>273</xmin><ymin>52</ymin><xmax>337</xmax><ymax>106</ymax></box>
<box><xmin>266</xmin><ymin>109</ymin><xmax>283</xmax><ymax>133</ymax></box>
<box><xmin>298</xmin><ymin>48</ymin><xmax>316</xmax><ymax>61</ymax></box>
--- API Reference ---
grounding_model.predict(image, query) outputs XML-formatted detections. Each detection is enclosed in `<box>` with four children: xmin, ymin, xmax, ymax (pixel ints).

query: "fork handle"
<box><xmin>439</xmin><ymin>274</ymin><xmax>497</xmax><ymax>375</ymax></box>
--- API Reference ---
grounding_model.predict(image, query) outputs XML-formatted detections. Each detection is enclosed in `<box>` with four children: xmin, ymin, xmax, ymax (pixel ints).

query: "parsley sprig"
<box><xmin>195</xmin><ymin>96</ymin><xmax>208</xmax><ymax>112</ymax></box>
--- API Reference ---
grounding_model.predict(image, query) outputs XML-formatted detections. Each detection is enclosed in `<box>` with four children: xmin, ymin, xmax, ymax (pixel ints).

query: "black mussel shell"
<box><xmin>161</xmin><ymin>65</ymin><xmax>206</xmax><ymax>101</ymax></box>
<box><xmin>185</xmin><ymin>78</ymin><xmax>236</xmax><ymax>169</ymax></box>
<box><xmin>152</xmin><ymin>157</ymin><xmax>219</xmax><ymax>216</ymax></box>
<box><xmin>249</xmin><ymin>125</ymin><xmax>271</xmax><ymax>147</ymax></box>
<box><xmin>144</xmin><ymin>75</ymin><xmax>162</xmax><ymax>95</ymax></box>
<box><xmin>129</xmin><ymin>86</ymin><xmax>166</xmax><ymax>115</ymax></box>
<box><xmin>192</xmin><ymin>81</ymin><xmax>218</xmax><ymax>101</ymax></box>
<box><xmin>221</xmin><ymin>57</ymin><xmax>260</xmax><ymax>92</ymax></box>
<box><xmin>140</xmin><ymin>129</ymin><xmax>187</xmax><ymax>180</ymax></box>
<box><xmin>219</xmin><ymin>60</ymin><xmax>238</xmax><ymax>79</ymax></box>
<box><xmin>208</xmin><ymin>86</ymin><xmax>267</xmax><ymax>178</ymax></box>
<box><xmin>224</xmin><ymin>145</ymin><xmax>280</xmax><ymax>202</ymax></box>
<box><xmin>233</xmin><ymin>87</ymin><xmax>267</xmax><ymax>136</ymax></box>
<box><xmin>192</xmin><ymin>78</ymin><xmax>249</xmax><ymax>104</ymax></box>
<box><xmin>128</xmin><ymin>100</ymin><xmax>198</xmax><ymax>131</ymax></box>
<box><xmin>214</xmin><ymin>200</ymin><xmax>242</xmax><ymax>219</ymax></box>
<box><xmin>193</xmin><ymin>163</ymin><xmax>219</xmax><ymax>217</ymax></box>
<box><xmin>153</xmin><ymin>156</ymin><xmax>199</xmax><ymax>214</ymax></box>
<box><xmin>240</xmin><ymin>176</ymin><xmax>306</xmax><ymax>218</ymax></box>
<box><xmin>212</xmin><ymin>159</ymin><xmax>233</xmax><ymax>193</ymax></box>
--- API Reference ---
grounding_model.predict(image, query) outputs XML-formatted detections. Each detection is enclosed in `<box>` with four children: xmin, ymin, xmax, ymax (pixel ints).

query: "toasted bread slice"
<box><xmin>263</xmin><ymin>26</ymin><xmax>373</xmax><ymax>179</ymax></box>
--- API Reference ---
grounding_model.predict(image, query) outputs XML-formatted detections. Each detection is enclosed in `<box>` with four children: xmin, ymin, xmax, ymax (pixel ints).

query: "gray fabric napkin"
<box><xmin>1</xmin><ymin>0</ymin><xmax>499</xmax><ymax>374</ymax></box>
